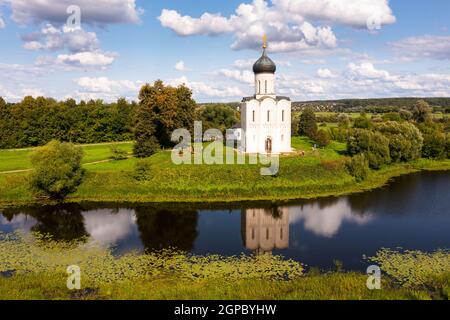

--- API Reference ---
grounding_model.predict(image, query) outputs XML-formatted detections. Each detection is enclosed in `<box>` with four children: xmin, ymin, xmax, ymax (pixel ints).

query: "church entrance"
<box><xmin>265</xmin><ymin>137</ymin><xmax>273</xmax><ymax>154</ymax></box>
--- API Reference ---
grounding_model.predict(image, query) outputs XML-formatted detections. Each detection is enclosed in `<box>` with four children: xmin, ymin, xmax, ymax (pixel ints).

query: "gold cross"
<box><xmin>263</xmin><ymin>34</ymin><xmax>267</xmax><ymax>49</ymax></box>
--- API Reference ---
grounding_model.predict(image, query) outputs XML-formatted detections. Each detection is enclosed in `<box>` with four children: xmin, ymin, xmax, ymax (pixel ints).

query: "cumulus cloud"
<box><xmin>159</xmin><ymin>0</ymin><xmax>395</xmax><ymax>52</ymax></box>
<box><xmin>21</xmin><ymin>24</ymin><xmax>99</xmax><ymax>53</ymax></box>
<box><xmin>76</xmin><ymin>76</ymin><xmax>140</xmax><ymax>93</ymax></box>
<box><xmin>219</xmin><ymin>69</ymin><xmax>254</xmax><ymax>84</ymax></box>
<box><xmin>390</xmin><ymin>35</ymin><xmax>450</xmax><ymax>61</ymax></box>
<box><xmin>8</xmin><ymin>0</ymin><xmax>143</xmax><ymax>26</ymax></box>
<box><xmin>347</xmin><ymin>62</ymin><xmax>392</xmax><ymax>81</ymax></box>
<box><xmin>169</xmin><ymin>76</ymin><xmax>245</xmax><ymax>99</ymax></box>
<box><xmin>317</xmin><ymin>68</ymin><xmax>336</xmax><ymax>78</ymax></box>
<box><xmin>175</xmin><ymin>60</ymin><xmax>191</xmax><ymax>72</ymax></box>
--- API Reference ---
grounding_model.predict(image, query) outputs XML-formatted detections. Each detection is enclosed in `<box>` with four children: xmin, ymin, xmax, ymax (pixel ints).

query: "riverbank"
<box><xmin>1</xmin><ymin>138</ymin><xmax>450</xmax><ymax>208</ymax></box>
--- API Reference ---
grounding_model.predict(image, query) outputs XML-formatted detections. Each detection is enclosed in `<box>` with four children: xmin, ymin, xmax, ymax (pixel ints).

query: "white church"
<box><xmin>238</xmin><ymin>38</ymin><xmax>292</xmax><ymax>155</ymax></box>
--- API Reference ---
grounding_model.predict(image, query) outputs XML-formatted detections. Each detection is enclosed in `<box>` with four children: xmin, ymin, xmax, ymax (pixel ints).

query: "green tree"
<box><xmin>199</xmin><ymin>104</ymin><xmax>238</xmax><ymax>133</ymax></box>
<box><xmin>30</xmin><ymin>140</ymin><xmax>85</xmax><ymax>199</ymax></box>
<box><xmin>314</xmin><ymin>129</ymin><xmax>331</xmax><ymax>147</ymax></box>
<box><xmin>353</xmin><ymin>113</ymin><xmax>372</xmax><ymax>129</ymax></box>
<box><xmin>134</xmin><ymin>80</ymin><xmax>196</xmax><ymax>157</ymax></box>
<box><xmin>347</xmin><ymin>129</ymin><xmax>391</xmax><ymax>169</ymax></box>
<box><xmin>413</xmin><ymin>100</ymin><xmax>432</xmax><ymax>123</ymax></box>
<box><xmin>346</xmin><ymin>153</ymin><xmax>369</xmax><ymax>182</ymax></box>
<box><xmin>375</xmin><ymin>121</ymin><xmax>423</xmax><ymax>162</ymax></box>
<box><xmin>298</xmin><ymin>108</ymin><xmax>318</xmax><ymax>138</ymax></box>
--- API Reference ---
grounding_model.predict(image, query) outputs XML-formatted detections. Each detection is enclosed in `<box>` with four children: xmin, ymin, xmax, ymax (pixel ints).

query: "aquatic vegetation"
<box><xmin>369</xmin><ymin>248</ymin><xmax>450</xmax><ymax>287</ymax></box>
<box><xmin>0</xmin><ymin>232</ymin><xmax>303</xmax><ymax>287</ymax></box>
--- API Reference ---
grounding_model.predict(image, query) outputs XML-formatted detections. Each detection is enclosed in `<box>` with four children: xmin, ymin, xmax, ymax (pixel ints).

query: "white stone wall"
<box><xmin>241</xmin><ymin>97</ymin><xmax>292</xmax><ymax>154</ymax></box>
<box><xmin>255</xmin><ymin>73</ymin><xmax>275</xmax><ymax>97</ymax></box>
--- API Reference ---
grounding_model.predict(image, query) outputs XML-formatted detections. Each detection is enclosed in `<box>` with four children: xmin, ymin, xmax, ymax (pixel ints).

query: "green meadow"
<box><xmin>1</xmin><ymin>137</ymin><xmax>450</xmax><ymax>207</ymax></box>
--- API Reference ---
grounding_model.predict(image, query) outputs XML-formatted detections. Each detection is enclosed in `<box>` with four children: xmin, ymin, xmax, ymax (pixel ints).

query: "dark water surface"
<box><xmin>1</xmin><ymin>171</ymin><xmax>449</xmax><ymax>271</ymax></box>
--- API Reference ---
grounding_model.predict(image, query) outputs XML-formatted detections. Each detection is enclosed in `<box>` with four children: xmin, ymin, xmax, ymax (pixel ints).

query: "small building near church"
<box><xmin>240</xmin><ymin>39</ymin><xmax>292</xmax><ymax>154</ymax></box>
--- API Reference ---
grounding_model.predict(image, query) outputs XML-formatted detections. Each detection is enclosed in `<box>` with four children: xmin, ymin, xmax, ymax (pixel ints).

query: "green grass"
<box><xmin>0</xmin><ymin>142</ymin><xmax>133</xmax><ymax>172</ymax></box>
<box><xmin>0</xmin><ymin>234</ymin><xmax>447</xmax><ymax>300</ymax></box>
<box><xmin>0</xmin><ymin>138</ymin><xmax>449</xmax><ymax>206</ymax></box>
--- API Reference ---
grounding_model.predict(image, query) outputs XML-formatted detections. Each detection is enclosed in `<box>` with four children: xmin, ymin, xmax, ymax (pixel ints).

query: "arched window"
<box><xmin>282</xmin><ymin>110</ymin><xmax>285</xmax><ymax>122</ymax></box>
<box><xmin>258</xmin><ymin>81</ymin><xmax>261</xmax><ymax>94</ymax></box>
<box><xmin>281</xmin><ymin>135</ymin><xmax>284</xmax><ymax>142</ymax></box>
<box><xmin>266</xmin><ymin>228</ymin><xmax>270</xmax><ymax>240</ymax></box>
<box><xmin>252</xmin><ymin>110</ymin><xmax>255</xmax><ymax>122</ymax></box>
<box><xmin>267</xmin><ymin>110</ymin><xmax>270</xmax><ymax>122</ymax></box>
<box><xmin>265</xmin><ymin>80</ymin><xmax>268</xmax><ymax>93</ymax></box>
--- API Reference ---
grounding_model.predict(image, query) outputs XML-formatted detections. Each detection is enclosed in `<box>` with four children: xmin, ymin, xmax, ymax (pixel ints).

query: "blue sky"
<box><xmin>0</xmin><ymin>0</ymin><xmax>449</xmax><ymax>102</ymax></box>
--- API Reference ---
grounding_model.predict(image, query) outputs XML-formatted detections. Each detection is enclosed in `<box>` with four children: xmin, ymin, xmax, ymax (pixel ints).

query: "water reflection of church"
<box><xmin>241</xmin><ymin>208</ymin><xmax>289</xmax><ymax>255</ymax></box>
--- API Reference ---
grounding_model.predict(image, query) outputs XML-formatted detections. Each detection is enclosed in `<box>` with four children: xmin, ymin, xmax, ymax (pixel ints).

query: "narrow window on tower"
<box><xmin>252</xmin><ymin>110</ymin><xmax>255</xmax><ymax>122</ymax></box>
<box><xmin>267</xmin><ymin>110</ymin><xmax>270</xmax><ymax>122</ymax></box>
<box><xmin>258</xmin><ymin>81</ymin><xmax>261</xmax><ymax>94</ymax></box>
<box><xmin>282</xmin><ymin>110</ymin><xmax>285</xmax><ymax>122</ymax></box>
<box><xmin>265</xmin><ymin>80</ymin><xmax>268</xmax><ymax>93</ymax></box>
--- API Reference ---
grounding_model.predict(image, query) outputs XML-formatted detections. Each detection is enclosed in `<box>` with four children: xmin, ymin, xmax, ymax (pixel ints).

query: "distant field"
<box><xmin>0</xmin><ymin>142</ymin><xmax>134</xmax><ymax>172</ymax></box>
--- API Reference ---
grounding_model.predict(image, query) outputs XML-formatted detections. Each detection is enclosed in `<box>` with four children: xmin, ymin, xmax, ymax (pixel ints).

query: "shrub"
<box><xmin>110</xmin><ymin>146</ymin><xmax>128</xmax><ymax>160</ymax></box>
<box><xmin>353</xmin><ymin>113</ymin><xmax>372</xmax><ymax>129</ymax></box>
<box><xmin>346</xmin><ymin>154</ymin><xmax>369</xmax><ymax>182</ymax></box>
<box><xmin>134</xmin><ymin>159</ymin><xmax>153</xmax><ymax>181</ymax></box>
<box><xmin>330</xmin><ymin>127</ymin><xmax>348</xmax><ymax>143</ymax></box>
<box><xmin>30</xmin><ymin>140</ymin><xmax>84</xmax><ymax>199</ymax></box>
<box><xmin>399</xmin><ymin>109</ymin><xmax>413</xmax><ymax>121</ymax></box>
<box><xmin>133</xmin><ymin>136</ymin><xmax>160</xmax><ymax>158</ymax></box>
<box><xmin>382</xmin><ymin>112</ymin><xmax>403</xmax><ymax>122</ymax></box>
<box><xmin>422</xmin><ymin>131</ymin><xmax>447</xmax><ymax>159</ymax></box>
<box><xmin>347</xmin><ymin>129</ymin><xmax>391</xmax><ymax>169</ymax></box>
<box><xmin>375</xmin><ymin>121</ymin><xmax>423</xmax><ymax>162</ymax></box>
<box><xmin>314</xmin><ymin>129</ymin><xmax>331</xmax><ymax>147</ymax></box>
<box><xmin>413</xmin><ymin>100</ymin><xmax>432</xmax><ymax>123</ymax></box>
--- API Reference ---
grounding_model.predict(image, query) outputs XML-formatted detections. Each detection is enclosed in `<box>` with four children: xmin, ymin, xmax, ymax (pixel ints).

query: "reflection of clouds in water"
<box><xmin>0</xmin><ymin>214</ymin><xmax>37</xmax><ymax>233</ymax></box>
<box><xmin>288</xmin><ymin>199</ymin><xmax>373</xmax><ymax>238</ymax></box>
<box><xmin>83</xmin><ymin>209</ymin><xmax>136</xmax><ymax>247</ymax></box>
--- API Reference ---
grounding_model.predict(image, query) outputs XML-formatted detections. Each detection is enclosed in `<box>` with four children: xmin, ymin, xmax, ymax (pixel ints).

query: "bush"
<box><xmin>382</xmin><ymin>112</ymin><xmax>403</xmax><ymax>122</ymax></box>
<box><xmin>134</xmin><ymin>136</ymin><xmax>160</xmax><ymax>158</ymax></box>
<box><xmin>353</xmin><ymin>113</ymin><xmax>372</xmax><ymax>129</ymax></box>
<box><xmin>413</xmin><ymin>100</ymin><xmax>432</xmax><ymax>123</ymax></box>
<box><xmin>30</xmin><ymin>140</ymin><xmax>84</xmax><ymax>199</ymax></box>
<box><xmin>346</xmin><ymin>154</ymin><xmax>369</xmax><ymax>182</ymax></box>
<box><xmin>347</xmin><ymin>129</ymin><xmax>391</xmax><ymax>169</ymax></box>
<box><xmin>314</xmin><ymin>129</ymin><xmax>331</xmax><ymax>147</ymax></box>
<box><xmin>134</xmin><ymin>159</ymin><xmax>153</xmax><ymax>181</ymax></box>
<box><xmin>330</xmin><ymin>127</ymin><xmax>348</xmax><ymax>143</ymax></box>
<box><xmin>422</xmin><ymin>131</ymin><xmax>447</xmax><ymax>159</ymax></box>
<box><xmin>110</xmin><ymin>146</ymin><xmax>128</xmax><ymax>160</ymax></box>
<box><xmin>375</xmin><ymin>121</ymin><xmax>423</xmax><ymax>162</ymax></box>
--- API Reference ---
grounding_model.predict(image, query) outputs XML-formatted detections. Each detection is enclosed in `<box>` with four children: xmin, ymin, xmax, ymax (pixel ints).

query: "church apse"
<box><xmin>241</xmin><ymin>207</ymin><xmax>289</xmax><ymax>255</ymax></box>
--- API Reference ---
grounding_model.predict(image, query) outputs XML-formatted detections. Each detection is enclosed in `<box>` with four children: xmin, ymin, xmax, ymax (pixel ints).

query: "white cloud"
<box><xmin>8</xmin><ymin>0</ymin><xmax>143</xmax><ymax>26</ymax></box>
<box><xmin>0</xmin><ymin>16</ymin><xmax>5</xmax><ymax>29</ymax></box>
<box><xmin>390</xmin><ymin>35</ymin><xmax>450</xmax><ymax>61</ymax></box>
<box><xmin>170</xmin><ymin>76</ymin><xmax>245</xmax><ymax>99</ymax></box>
<box><xmin>22</xmin><ymin>24</ymin><xmax>99</xmax><ymax>53</ymax></box>
<box><xmin>317</xmin><ymin>68</ymin><xmax>336</xmax><ymax>78</ymax></box>
<box><xmin>159</xmin><ymin>0</ymin><xmax>395</xmax><ymax>52</ymax></box>
<box><xmin>347</xmin><ymin>62</ymin><xmax>392</xmax><ymax>81</ymax></box>
<box><xmin>175</xmin><ymin>60</ymin><xmax>191</xmax><ymax>72</ymax></box>
<box><xmin>76</xmin><ymin>77</ymin><xmax>140</xmax><ymax>93</ymax></box>
<box><xmin>55</xmin><ymin>51</ymin><xmax>116</xmax><ymax>67</ymax></box>
<box><xmin>219</xmin><ymin>69</ymin><xmax>254</xmax><ymax>84</ymax></box>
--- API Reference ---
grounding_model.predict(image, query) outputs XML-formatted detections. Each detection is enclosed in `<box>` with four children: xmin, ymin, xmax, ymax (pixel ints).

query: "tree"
<box><xmin>314</xmin><ymin>129</ymin><xmax>331</xmax><ymax>147</ymax></box>
<box><xmin>346</xmin><ymin>153</ymin><xmax>369</xmax><ymax>182</ymax></box>
<box><xmin>413</xmin><ymin>100</ymin><xmax>432</xmax><ymax>123</ymax></box>
<box><xmin>298</xmin><ymin>108</ymin><xmax>317</xmax><ymax>138</ymax></box>
<box><xmin>422</xmin><ymin>131</ymin><xmax>447</xmax><ymax>159</ymax></box>
<box><xmin>347</xmin><ymin>129</ymin><xmax>391</xmax><ymax>169</ymax></box>
<box><xmin>375</xmin><ymin>121</ymin><xmax>423</xmax><ymax>162</ymax></box>
<box><xmin>199</xmin><ymin>104</ymin><xmax>238</xmax><ymax>133</ymax></box>
<box><xmin>134</xmin><ymin>80</ymin><xmax>196</xmax><ymax>157</ymax></box>
<box><xmin>353</xmin><ymin>113</ymin><xmax>372</xmax><ymax>129</ymax></box>
<box><xmin>30</xmin><ymin>140</ymin><xmax>85</xmax><ymax>199</ymax></box>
